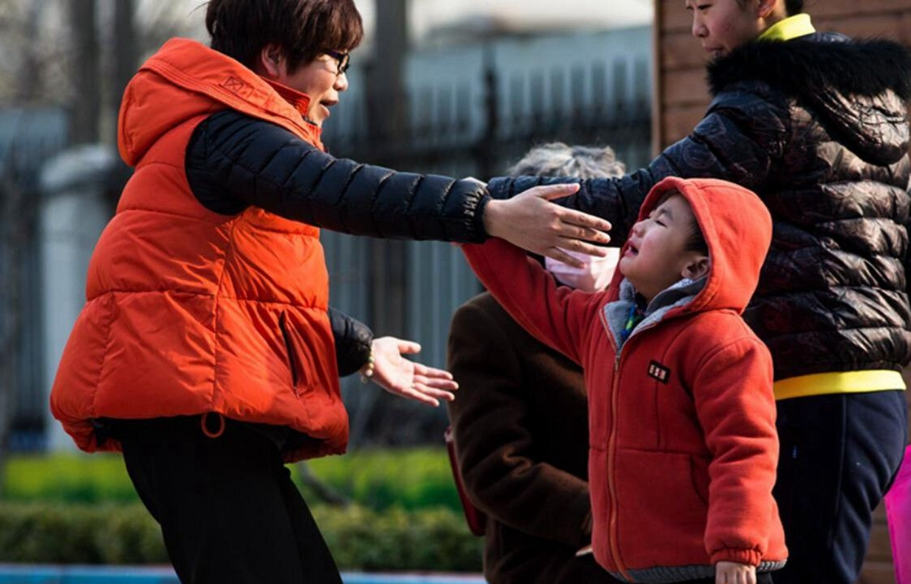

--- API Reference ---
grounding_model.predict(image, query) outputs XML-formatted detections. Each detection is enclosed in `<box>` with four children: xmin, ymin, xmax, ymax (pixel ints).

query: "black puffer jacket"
<box><xmin>186</xmin><ymin>110</ymin><xmax>490</xmax><ymax>242</ymax></box>
<box><xmin>184</xmin><ymin>109</ymin><xmax>492</xmax><ymax>374</ymax></box>
<box><xmin>488</xmin><ymin>35</ymin><xmax>911</xmax><ymax>381</ymax></box>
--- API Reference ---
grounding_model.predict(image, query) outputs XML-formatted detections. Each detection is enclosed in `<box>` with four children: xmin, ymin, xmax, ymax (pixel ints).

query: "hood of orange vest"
<box><xmin>609</xmin><ymin>177</ymin><xmax>772</xmax><ymax>316</ymax></box>
<box><xmin>117</xmin><ymin>38</ymin><xmax>322</xmax><ymax>167</ymax></box>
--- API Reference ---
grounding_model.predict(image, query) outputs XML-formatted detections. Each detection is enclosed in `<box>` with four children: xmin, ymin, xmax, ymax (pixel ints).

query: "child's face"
<box><xmin>685</xmin><ymin>0</ymin><xmax>767</xmax><ymax>59</ymax></box>
<box><xmin>619</xmin><ymin>194</ymin><xmax>708</xmax><ymax>301</ymax></box>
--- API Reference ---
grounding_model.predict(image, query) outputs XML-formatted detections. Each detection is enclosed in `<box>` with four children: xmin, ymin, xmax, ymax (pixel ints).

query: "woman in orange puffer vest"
<box><xmin>49</xmin><ymin>1</ymin><xmax>608</xmax><ymax>582</ymax></box>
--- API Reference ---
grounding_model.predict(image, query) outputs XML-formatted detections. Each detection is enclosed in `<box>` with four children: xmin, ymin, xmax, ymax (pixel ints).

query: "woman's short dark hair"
<box><xmin>206</xmin><ymin>0</ymin><xmax>364</xmax><ymax>73</ymax></box>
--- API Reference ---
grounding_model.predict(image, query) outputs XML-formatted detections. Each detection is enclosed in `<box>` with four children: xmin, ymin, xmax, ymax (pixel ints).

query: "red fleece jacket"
<box><xmin>462</xmin><ymin>177</ymin><xmax>787</xmax><ymax>582</ymax></box>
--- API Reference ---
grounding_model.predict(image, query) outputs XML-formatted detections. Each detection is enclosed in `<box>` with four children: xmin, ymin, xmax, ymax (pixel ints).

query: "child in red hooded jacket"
<box><xmin>462</xmin><ymin>176</ymin><xmax>788</xmax><ymax>584</ymax></box>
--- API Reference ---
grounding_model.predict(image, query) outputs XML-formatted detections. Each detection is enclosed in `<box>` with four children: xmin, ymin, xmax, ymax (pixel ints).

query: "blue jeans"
<box><xmin>772</xmin><ymin>390</ymin><xmax>907</xmax><ymax>584</ymax></box>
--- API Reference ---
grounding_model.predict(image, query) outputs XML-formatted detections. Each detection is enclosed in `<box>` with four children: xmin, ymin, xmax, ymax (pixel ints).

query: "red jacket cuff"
<box><xmin>710</xmin><ymin>548</ymin><xmax>762</xmax><ymax>567</ymax></box>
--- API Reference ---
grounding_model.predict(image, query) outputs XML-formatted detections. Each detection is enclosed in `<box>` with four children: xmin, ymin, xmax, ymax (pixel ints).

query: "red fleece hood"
<box><xmin>611</xmin><ymin>177</ymin><xmax>773</xmax><ymax>314</ymax></box>
<box><xmin>117</xmin><ymin>38</ymin><xmax>321</xmax><ymax>167</ymax></box>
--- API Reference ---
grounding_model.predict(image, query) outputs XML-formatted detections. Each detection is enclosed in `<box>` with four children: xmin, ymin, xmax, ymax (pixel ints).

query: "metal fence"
<box><xmin>0</xmin><ymin>107</ymin><xmax>69</xmax><ymax>451</ymax></box>
<box><xmin>321</xmin><ymin>30</ymin><xmax>653</xmax><ymax>446</ymax></box>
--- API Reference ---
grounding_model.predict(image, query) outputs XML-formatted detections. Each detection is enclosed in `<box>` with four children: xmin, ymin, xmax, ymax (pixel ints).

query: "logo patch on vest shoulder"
<box><xmin>648</xmin><ymin>361</ymin><xmax>670</xmax><ymax>383</ymax></box>
<box><xmin>222</xmin><ymin>76</ymin><xmax>246</xmax><ymax>94</ymax></box>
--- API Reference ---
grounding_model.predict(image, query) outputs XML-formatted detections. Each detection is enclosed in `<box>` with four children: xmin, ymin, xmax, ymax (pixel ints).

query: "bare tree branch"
<box><xmin>296</xmin><ymin>462</ymin><xmax>351</xmax><ymax>507</ymax></box>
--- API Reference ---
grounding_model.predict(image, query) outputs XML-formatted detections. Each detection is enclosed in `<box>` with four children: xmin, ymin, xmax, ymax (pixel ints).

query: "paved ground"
<box><xmin>0</xmin><ymin>565</ymin><xmax>486</xmax><ymax>584</ymax></box>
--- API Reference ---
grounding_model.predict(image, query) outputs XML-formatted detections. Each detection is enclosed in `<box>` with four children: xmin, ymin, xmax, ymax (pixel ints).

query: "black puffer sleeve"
<box><xmin>487</xmin><ymin>86</ymin><xmax>789</xmax><ymax>245</ymax></box>
<box><xmin>329</xmin><ymin>307</ymin><xmax>374</xmax><ymax>377</ymax></box>
<box><xmin>186</xmin><ymin>110</ymin><xmax>490</xmax><ymax>242</ymax></box>
<box><xmin>486</xmin><ymin>162</ymin><xmax>675</xmax><ymax>250</ymax></box>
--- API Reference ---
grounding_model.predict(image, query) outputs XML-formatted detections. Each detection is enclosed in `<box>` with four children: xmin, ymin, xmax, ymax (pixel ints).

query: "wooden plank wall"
<box><xmin>653</xmin><ymin>0</ymin><xmax>911</xmax><ymax>149</ymax></box>
<box><xmin>653</xmin><ymin>2</ymin><xmax>911</xmax><ymax>583</ymax></box>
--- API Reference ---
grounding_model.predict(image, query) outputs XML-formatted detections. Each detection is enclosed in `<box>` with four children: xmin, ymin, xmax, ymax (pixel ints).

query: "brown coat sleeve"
<box><xmin>447</xmin><ymin>294</ymin><xmax>592</xmax><ymax>548</ymax></box>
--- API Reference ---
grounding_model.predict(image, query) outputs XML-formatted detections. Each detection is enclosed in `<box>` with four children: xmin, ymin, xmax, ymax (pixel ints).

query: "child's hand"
<box><xmin>715</xmin><ymin>561</ymin><xmax>756</xmax><ymax>584</ymax></box>
<box><xmin>574</xmin><ymin>544</ymin><xmax>592</xmax><ymax>557</ymax></box>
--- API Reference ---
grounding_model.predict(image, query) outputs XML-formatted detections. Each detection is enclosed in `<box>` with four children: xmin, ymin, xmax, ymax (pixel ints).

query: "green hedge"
<box><xmin>0</xmin><ymin>503</ymin><xmax>482</xmax><ymax>571</ymax></box>
<box><xmin>4</xmin><ymin>448</ymin><xmax>462</xmax><ymax>511</ymax></box>
<box><xmin>0</xmin><ymin>504</ymin><xmax>166</xmax><ymax>564</ymax></box>
<box><xmin>4</xmin><ymin>454</ymin><xmax>139</xmax><ymax>504</ymax></box>
<box><xmin>316</xmin><ymin>506</ymin><xmax>482</xmax><ymax>572</ymax></box>
<box><xmin>307</xmin><ymin>448</ymin><xmax>461</xmax><ymax>510</ymax></box>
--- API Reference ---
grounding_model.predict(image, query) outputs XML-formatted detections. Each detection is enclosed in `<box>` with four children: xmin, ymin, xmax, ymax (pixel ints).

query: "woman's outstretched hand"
<box><xmin>482</xmin><ymin>183</ymin><xmax>612</xmax><ymax>268</ymax></box>
<box><xmin>361</xmin><ymin>337</ymin><xmax>459</xmax><ymax>406</ymax></box>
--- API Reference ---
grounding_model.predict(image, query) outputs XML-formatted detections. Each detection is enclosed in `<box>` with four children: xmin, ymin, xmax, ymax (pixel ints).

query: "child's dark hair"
<box><xmin>658</xmin><ymin>189</ymin><xmax>709</xmax><ymax>256</ymax></box>
<box><xmin>686</xmin><ymin>218</ymin><xmax>709</xmax><ymax>256</ymax></box>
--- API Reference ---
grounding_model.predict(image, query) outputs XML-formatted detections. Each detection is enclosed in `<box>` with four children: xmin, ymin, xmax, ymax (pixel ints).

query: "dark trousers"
<box><xmin>603</xmin><ymin>573</ymin><xmax>773</xmax><ymax>583</ymax></box>
<box><xmin>684</xmin><ymin>576</ymin><xmax>773</xmax><ymax>584</ymax></box>
<box><xmin>773</xmin><ymin>390</ymin><xmax>908</xmax><ymax>584</ymax></box>
<box><xmin>113</xmin><ymin>416</ymin><xmax>342</xmax><ymax>584</ymax></box>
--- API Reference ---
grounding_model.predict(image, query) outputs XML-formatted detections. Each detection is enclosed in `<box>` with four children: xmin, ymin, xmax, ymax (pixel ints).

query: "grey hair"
<box><xmin>507</xmin><ymin>142</ymin><xmax>626</xmax><ymax>179</ymax></box>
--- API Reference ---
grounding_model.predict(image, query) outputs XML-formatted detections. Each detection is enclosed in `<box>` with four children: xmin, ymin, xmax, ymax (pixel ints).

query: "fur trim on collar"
<box><xmin>707</xmin><ymin>34</ymin><xmax>911</xmax><ymax>100</ymax></box>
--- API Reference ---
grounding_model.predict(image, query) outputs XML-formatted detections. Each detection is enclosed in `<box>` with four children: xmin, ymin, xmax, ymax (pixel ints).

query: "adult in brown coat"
<box><xmin>447</xmin><ymin>143</ymin><xmax>624</xmax><ymax>584</ymax></box>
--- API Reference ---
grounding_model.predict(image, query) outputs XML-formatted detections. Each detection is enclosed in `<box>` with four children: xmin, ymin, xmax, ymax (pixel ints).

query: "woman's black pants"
<box><xmin>113</xmin><ymin>416</ymin><xmax>343</xmax><ymax>584</ymax></box>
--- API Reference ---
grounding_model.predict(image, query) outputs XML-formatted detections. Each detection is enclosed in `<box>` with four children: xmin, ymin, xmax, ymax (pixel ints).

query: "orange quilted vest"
<box><xmin>50</xmin><ymin>39</ymin><xmax>346</xmax><ymax>462</ymax></box>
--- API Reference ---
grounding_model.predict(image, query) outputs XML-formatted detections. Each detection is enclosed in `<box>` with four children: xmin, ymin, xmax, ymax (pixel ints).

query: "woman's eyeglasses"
<box><xmin>325</xmin><ymin>50</ymin><xmax>350</xmax><ymax>76</ymax></box>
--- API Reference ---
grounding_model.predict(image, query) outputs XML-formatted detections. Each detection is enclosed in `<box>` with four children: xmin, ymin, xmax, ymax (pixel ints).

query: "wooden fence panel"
<box><xmin>654</xmin><ymin>1</ymin><xmax>911</xmax><ymax>146</ymax></box>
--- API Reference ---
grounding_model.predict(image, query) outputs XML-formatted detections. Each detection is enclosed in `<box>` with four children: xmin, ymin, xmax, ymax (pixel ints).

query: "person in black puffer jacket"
<box><xmin>478</xmin><ymin>1</ymin><xmax>911</xmax><ymax>583</ymax></box>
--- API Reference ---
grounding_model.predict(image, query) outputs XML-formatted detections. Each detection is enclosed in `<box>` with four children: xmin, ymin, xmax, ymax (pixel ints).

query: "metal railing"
<box><xmin>321</xmin><ymin>37</ymin><xmax>653</xmax><ymax>446</ymax></box>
